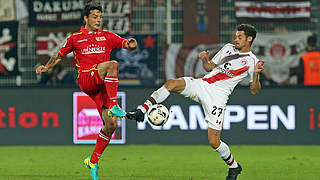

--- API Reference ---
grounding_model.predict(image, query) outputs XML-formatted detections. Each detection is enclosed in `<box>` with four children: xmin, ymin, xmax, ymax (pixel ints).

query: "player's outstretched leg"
<box><xmin>126</xmin><ymin>86</ymin><xmax>172</xmax><ymax>122</ymax></box>
<box><xmin>84</xmin><ymin>156</ymin><xmax>99</xmax><ymax>180</ymax></box>
<box><xmin>226</xmin><ymin>163</ymin><xmax>242</xmax><ymax>180</ymax></box>
<box><xmin>126</xmin><ymin>79</ymin><xmax>185</xmax><ymax>122</ymax></box>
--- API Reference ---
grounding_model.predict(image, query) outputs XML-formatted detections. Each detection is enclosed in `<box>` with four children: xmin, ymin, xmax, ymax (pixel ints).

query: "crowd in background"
<box><xmin>0</xmin><ymin>0</ymin><xmax>319</xmax><ymax>87</ymax></box>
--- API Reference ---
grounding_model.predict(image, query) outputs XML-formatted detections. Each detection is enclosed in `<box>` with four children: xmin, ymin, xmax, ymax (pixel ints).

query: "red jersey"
<box><xmin>58</xmin><ymin>26</ymin><xmax>127</xmax><ymax>70</ymax></box>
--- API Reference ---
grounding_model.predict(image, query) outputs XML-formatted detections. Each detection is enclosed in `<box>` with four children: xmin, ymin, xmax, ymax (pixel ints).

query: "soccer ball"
<box><xmin>147</xmin><ymin>104</ymin><xmax>169</xmax><ymax>126</ymax></box>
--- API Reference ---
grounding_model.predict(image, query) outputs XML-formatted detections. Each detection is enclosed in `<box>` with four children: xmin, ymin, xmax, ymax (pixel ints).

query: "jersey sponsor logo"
<box><xmin>77</xmin><ymin>39</ymin><xmax>88</xmax><ymax>43</ymax></box>
<box><xmin>216</xmin><ymin>66</ymin><xmax>234</xmax><ymax>77</ymax></box>
<box><xmin>81</xmin><ymin>44</ymin><xmax>105</xmax><ymax>54</ymax></box>
<box><xmin>96</xmin><ymin>37</ymin><xmax>106</xmax><ymax>41</ymax></box>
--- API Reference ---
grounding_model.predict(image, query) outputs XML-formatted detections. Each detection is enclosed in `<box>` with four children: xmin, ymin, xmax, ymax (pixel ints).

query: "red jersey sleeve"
<box><xmin>58</xmin><ymin>35</ymin><xmax>74</xmax><ymax>57</ymax></box>
<box><xmin>108</xmin><ymin>32</ymin><xmax>127</xmax><ymax>49</ymax></box>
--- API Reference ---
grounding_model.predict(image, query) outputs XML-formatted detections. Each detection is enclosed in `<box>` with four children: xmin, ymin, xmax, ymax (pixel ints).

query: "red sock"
<box><xmin>90</xmin><ymin>130</ymin><xmax>110</xmax><ymax>164</ymax></box>
<box><xmin>104</xmin><ymin>76</ymin><xmax>119</xmax><ymax>108</ymax></box>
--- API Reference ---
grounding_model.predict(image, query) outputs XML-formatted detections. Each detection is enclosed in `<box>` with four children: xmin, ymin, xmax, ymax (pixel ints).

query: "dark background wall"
<box><xmin>0</xmin><ymin>87</ymin><xmax>319</xmax><ymax>145</ymax></box>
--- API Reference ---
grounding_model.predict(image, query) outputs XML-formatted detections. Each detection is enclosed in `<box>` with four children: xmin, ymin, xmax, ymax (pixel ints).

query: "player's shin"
<box><xmin>138</xmin><ymin>86</ymin><xmax>170</xmax><ymax>113</ymax></box>
<box><xmin>104</xmin><ymin>76</ymin><xmax>119</xmax><ymax>107</ymax></box>
<box><xmin>90</xmin><ymin>129</ymin><xmax>111</xmax><ymax>164</ymax></box>
<box><xmin>215</xmin><ymin>140</ymin><xmax>238</xmax><ymax>168</ymax></box>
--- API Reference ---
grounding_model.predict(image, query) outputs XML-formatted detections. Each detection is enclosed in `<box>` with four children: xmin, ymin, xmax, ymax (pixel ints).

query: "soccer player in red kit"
<box><xmin>36</xmin><ymin>2</ymin><xmax>137</xmax><ymax>180</ymax></box>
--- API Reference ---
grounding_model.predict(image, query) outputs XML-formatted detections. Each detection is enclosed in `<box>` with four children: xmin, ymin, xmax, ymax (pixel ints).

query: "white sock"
<box><xmin>138</xmin><ymin>86</ymin><xmax>170</xmax><ymax>114</ymax></box>
<box><xmin>215</xmin><ymin>141</ymin><xmax>238</xmax><ymax>168</ymax></box>
<box><xmin>151</xmin><ymin>86</ymin><xmax>170</xmax><ymax>103</ymax></box>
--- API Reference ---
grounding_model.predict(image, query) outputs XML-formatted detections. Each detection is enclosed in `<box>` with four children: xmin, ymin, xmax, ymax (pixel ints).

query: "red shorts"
<box><xmin>77</xmin><ymin>66</ymin><xmax>110</xmax><ymax>116</ymax></box>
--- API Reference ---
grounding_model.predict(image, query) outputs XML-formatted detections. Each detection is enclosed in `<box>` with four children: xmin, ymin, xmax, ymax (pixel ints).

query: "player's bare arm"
<box><xmin>198</xmin><ymin>50</ymin><xmax>216</xmax><ymax>72</ymax></box>
<box><xmin>36</xmin><ymin>53</ymin><xmax>62</xmax><ymax>75</ymax></box>
<box><xmin>250</xmin><ymin>60</ymin><xmax>264</xmax><ymax>95</ymax></box>
<box><xmin>125</xmin><ymin>38</ymin><xmax>138</xmax><ymax>50</ymax></box>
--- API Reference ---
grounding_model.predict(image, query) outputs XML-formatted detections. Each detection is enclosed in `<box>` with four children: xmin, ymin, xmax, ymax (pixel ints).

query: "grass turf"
<box><xmin>0</xmin><ymin>145</ymin><xmax>319</xmax><ymax>180</ymax></box>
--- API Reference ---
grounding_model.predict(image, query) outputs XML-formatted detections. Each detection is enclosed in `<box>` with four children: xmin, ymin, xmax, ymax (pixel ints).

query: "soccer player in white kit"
<box><xmin>127</xmin><ymin>24</ymin><xmax>264</xmax><ymax>180</ymax></box>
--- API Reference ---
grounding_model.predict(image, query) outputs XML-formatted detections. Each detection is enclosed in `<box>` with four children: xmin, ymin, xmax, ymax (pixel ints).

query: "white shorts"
<box><xmin>181</xmin><ymin>77</ymin><xmax>228</xmax><ymax>130</ymax></box>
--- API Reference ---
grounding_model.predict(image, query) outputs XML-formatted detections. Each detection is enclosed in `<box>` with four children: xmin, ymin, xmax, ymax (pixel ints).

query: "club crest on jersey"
<box><xmin>242</xmin><ymin>60</ymin><xmax>247</xmax><ymax>65</ymax></box>
<box><xmin>96</xmin><ymin>37</ymin><xmax>106</xmax><ymax>41</ymax></box>
<box><xmin>224</xmin><ymin>62</ymin><xmax>231</xmax><ymax>70</ymax></box>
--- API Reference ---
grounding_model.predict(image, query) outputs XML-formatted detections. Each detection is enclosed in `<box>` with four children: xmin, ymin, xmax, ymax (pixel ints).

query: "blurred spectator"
<box><xmin>296</xmin><ymin>34</ymin><xmax>320</xmax><ymax>85</ymax></box>
<box><xmin>40</xmin><ymin>64</ymin><xmax>75</xmax><ymax>86</ymax></box>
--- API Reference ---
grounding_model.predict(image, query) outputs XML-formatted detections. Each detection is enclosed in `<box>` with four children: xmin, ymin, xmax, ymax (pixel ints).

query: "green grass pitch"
<box><xmin>0</xmin><ymin>145</ymin><xmax>319</xmax><ymax>180</ymax></box>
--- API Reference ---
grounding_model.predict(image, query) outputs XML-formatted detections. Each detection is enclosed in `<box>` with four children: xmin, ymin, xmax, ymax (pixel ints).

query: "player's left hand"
<box><xmin>254</xmin><ymin>60</ymin><xmax>264</xmax><ymax>73</ymax></box>
<box><xmin>126</xmin><ymin>38</ymin><xmax>137</xmax><ymax>50</ymax></box>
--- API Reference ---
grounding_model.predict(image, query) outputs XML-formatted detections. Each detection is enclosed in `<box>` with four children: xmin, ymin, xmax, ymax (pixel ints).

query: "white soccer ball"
<box><xmin>147</xmin><ymin>104</ymin><xmax>169</xmax><ymax>126</ymax></box>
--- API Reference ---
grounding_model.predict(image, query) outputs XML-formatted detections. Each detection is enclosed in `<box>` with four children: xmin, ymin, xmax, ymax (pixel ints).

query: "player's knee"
<box><xmin>164</xmin><ymin>79</ymin><xmax>177</xmax><ymax>91</ymax></box>
<box><xmin>109</xmin><ymin>60</ymin><xmax>119</xmax><ymax>71</ymax></box>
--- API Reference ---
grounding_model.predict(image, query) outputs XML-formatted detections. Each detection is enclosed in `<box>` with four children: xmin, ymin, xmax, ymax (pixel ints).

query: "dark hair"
<box><xmin>307</xmin><ymin>34</ymin><xmax>317</xmax><ymax>47</ymax></box>
<box><xmin>84</xmin><ymin>1</ymin><xmax>102</xmax><ymax>17</ymax></box>
<box><xmin>236</xmin><ymin>24</ymin><xmax>257</xmax><ymax>44</ymax></box>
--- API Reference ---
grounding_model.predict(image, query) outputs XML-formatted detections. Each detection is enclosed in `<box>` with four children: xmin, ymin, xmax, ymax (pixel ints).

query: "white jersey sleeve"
<box><xmin>211</xmin><ymin>43</ymin><xmax>234</xmax><ymax>65</ymax></box>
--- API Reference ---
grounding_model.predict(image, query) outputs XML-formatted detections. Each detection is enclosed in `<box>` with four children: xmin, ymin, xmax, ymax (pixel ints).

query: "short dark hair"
<box><xmin>236</xmin><ymin>24</ymin><xmax>257</xmax><ymax>44</ymax></box>
<box><xmin>307</xmin><ymin>34</ymin><xmax>317</xmax><ymax>47</ymax></box>
<box><xmin>84</xmin><ymin>1</ymin><xmax>102</xmax><ymax>17</ymax></box>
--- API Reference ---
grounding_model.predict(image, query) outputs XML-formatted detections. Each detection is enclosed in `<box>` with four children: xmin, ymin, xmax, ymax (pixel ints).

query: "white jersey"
<box><xmin>202</xmin><ymin>43</ymin><xmax>259</xmax><ymax>96</ymax></box>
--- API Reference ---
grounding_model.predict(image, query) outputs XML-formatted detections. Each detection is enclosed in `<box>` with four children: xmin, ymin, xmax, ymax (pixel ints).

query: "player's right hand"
<box><xmin>36</xmin><ymin>65</ymin><xmax>49</xmax><ymax>75</ymax></box>
<box><xmin>198</xmin><ymin>50</ymin><xmax>209</xmax><ymax>61</ymax></box>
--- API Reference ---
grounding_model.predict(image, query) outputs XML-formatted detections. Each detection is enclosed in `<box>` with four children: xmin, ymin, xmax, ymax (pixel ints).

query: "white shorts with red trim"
<box><xmin>181</xmin><ymin>77</ymin><xmax>228</xmax><ymax>131</ymax></box>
